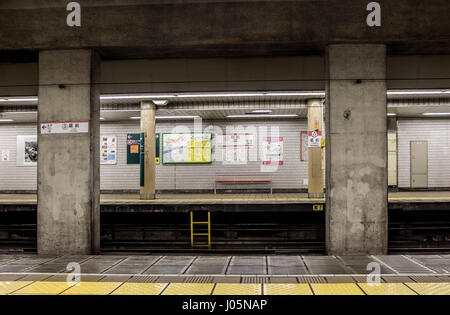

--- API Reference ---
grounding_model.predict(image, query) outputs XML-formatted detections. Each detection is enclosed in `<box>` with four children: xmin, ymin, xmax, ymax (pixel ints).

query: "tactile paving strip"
<box><xmin>111</xmin><ymin>283</ymin><xmax>168</xmax><ymax>295</ymax></box>
<box><xmin>264</xmin><ymin>284</ymin><xmax>312</xmax><ymax>295</ymax></box>
<box><xmin>12</xmin><ymin>281</ymin><xmax>74</xmax><ymax>295</ymax></box>
<box><xmin>358</xmin><ymin>283</ymin><xmax>416</xmax><ymax>295</ymax></box>
<box><xmin>213</xmin><ymin>283</ymin><xmax>262</xmax><ymax>295</ymax></box>
<box><xmin>406</xmin><ymin>283</ymin><xmax>450</xmax><ymax>295</ymax></box>
<box><xmin>0</xmin><ymin>281</ymin><xmax>32</xmax><ymax>294</ymax></box>
<box><xmin>310</xmin><ymin>283</ymin><xmax>365</xmax><ymax>295</ymax></box>
<box><xmin>60</xmin><ymin>282</ymin><xmax>122</xmax><ymax>295</ymax></box>
<box><xmin>162</xmin><ymin>283</ymin><xmax>214</xmax><ymax>295</ymax></box>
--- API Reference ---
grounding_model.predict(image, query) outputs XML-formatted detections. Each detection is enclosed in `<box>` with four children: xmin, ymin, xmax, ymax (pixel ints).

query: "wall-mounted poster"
<box><xmin>100</xmin><ymin>135</ymin><xmax>117</xmax><ymax>165</ymax></box>
<box><xmin>1</xmin><ymin>149</ymin><xmax>10</xmax><ymax>162</ymax></box>
<box><xmin>162</xmin><ymin>133</ymin><xmax>212</xmax><ymax>164</ymax></box>
<box><xmin>16</xmin><ymin>135</ymin><xmax>37</xmax><ymax>167</ymax></box>
<box><xmin>262</xmin><ymin>137</ymin><xmax>284</xmax><ymax>166</ymax></box>
<box><xmin>217</xmin><ymin>133</ymin><xmax>256</xmax><ymax>164</ymax></box>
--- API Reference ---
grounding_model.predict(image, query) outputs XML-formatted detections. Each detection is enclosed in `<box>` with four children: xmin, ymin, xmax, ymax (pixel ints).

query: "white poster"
<box><xmin>1</xmin><ymin>149</ymin><xmax>10</xmax><ymax>162</ymax></box>
<box><xmin>16</xmin><ymin>135</ymin><xmax>38</xmax><ymax>167</ymax></box>
<box><xmin>262</xmin><ymin>137</ymin><xmax>284</xmax><ymax>166</ymax></box>
<box><xmin>217</xmin><ymin>133</ymin><xmax>255</xmax><ymax>164</ymax></box>
<box><xmin>100</xmin><ymin>135</ymin><xmax>117</xmax><ymax>165</ymax></box>
<box><xmin>308</xmin><ymin>130</ymin><xmax>322</xmax><ymax>148</ymax></box>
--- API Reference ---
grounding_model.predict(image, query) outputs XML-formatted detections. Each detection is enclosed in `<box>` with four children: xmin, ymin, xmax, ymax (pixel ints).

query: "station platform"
<box><xmin>0</xmin><ymin>191</ymin><xmax>449</xmax><ymax>206</ymax></box>
<box><xmin>0</xmin><ymin>254</ymin><xmax>450</xmax><ymax>295</ymax></box>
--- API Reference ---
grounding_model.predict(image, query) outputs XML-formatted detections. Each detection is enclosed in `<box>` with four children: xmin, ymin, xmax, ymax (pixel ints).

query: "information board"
<box><xmin>100</xmin><ymin>135</ymin><xmax>117</xmax><ymax>165</ymax></box>
<box><xmin>162</xmin><ymin>133</ymin><xmax>212</xmax><ymax>164</ymax></box>
<box><xmin>127</xmin><ymin>134</ymin><xmax>141</xmax><ymax>164</ymax></box>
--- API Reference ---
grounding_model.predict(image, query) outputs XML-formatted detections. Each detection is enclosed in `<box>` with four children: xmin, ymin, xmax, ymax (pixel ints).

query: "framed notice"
<box><xmin>16</xmin><ymin>135</ymin><xmax>37</xmax><ymax>167</ymax></box>
<box><xmin>262</xmin><ymin>137</ymin><xmax>284</xmax><ymax>166</ymax></box>
<box><xmin>162</xmin><ymin>133</ymin><xmax>212</xmax><ymax>164</ymax></box>
<box><xmin>40</xmin><ymin>121</ymin><xmax>88</xmax><ymax>134</ymax></box>
<box><xmin>100</xmin><ymin>135</ymin><xmax>117</xmax><ymax>165</ymax></box>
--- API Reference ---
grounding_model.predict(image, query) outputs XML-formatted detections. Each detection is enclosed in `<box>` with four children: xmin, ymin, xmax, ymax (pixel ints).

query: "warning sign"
<box><xmin>308</xmin><ymin>130</ymin><xmax>322</xmax><ymax>148</ymax></box>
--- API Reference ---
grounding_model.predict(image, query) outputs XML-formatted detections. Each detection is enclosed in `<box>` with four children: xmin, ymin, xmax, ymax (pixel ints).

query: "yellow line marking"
<box><xmin>111</xmin><ymin>283</ymin><xmax>167</xmax><ymax>295</ymax></box>
<box><xmin>0</xmin><ymin>281</ymin><xmax>32</xmax><ymax>295</ymax></box>
<box><xmin>162</xmin><ymin>283</ymin><xmax>214</xmax><ymax>295</ymax></box>
<box><xmin>264</xmin><ymin>284</ymin><xmax>313</xmax><ymax>295</ymax></box>
<box><xmin>12</xmin><ymin>281</ymin><xmax>75</xmax><ymax>295</ymax></box>
<box><xmin>60</xmin><ymin>282</ymin><xmax>122</xmax><ymax>295</ymax></box>
<box><xmin>358</xmin><ymin>283</ymin><xmax>416</xmax><ymax>295</ymax></box>
<box><xmin>406</xmin><ymin>282</ymin><xmax>450</xmax><ymax>295</ymax></box>
<box><xmin>310</xmin><ymin>283</ymin><xmax>365</xmax><ymax>295</ymax></box>
<box><xmin>213</xmin><ymin>283</ymin><xmax>262</xmax><ymax>295</ymax></box>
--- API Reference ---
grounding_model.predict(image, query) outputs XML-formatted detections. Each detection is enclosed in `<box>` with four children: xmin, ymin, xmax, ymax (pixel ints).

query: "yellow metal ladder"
<box><xmin>190</xmin><ymin>211</ymin><xmax>211</xmax><ymax>249</ymax></box>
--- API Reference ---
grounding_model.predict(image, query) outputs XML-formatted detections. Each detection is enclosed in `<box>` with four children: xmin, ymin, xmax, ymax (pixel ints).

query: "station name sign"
<box><xmin>40</xmin><ymin>121</ymin><xmax>89</xmax><ymax>134</ymax></box>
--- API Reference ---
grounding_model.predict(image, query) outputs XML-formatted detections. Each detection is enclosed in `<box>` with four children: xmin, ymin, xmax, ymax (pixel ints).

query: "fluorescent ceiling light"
<box><xmin>387</xmin><ymin>90</ymin><xmax>449</xmax><ymax>96</ymax></box>
<box><xmin>227</xmin><ymin>114</ymin><xmax>298</xmax><ymax>118</ymax></box>
<box><xmin>101</xmin><ymin>95</ymin><xmax>173</xmax><ymax>100</ymax></box>
<box><xmin>156</xmin><ymin>115</ymin><xmax>200</xmax><ymax>119</ymax></box>
<box><xmin>252</xmin><ymin>110</ymin><xmax>273</xmax><ymax>113</ymax></box>
<box><xmin>0</xmin><ymin>119</ymin><xmax>14</xmax><ymax>122</ymax></box>
<box><xmin>100</xmin><ymin>117</ymin><xmax>105</xmax><ymax>120</ymax></box>
<box><xmin>130</xmin><ymin>115</ymin><xmax>200</xmax><ymax>120</ymax></box>
<box><xmin>387</xmin><ymin>113</ymin><xmax>397</xmax><ymax>116</ymax></box>
<box><xmin>265</xmin><ymin>92</ymin><xmax>325</xmax><ymax>96</ymax></box>
<box><xmin>423</xmin><ymin>113</ymin><xmax>450</xmax><ymax>116</ymax></box>
<box><xmin>6</xmin><ymin>97</ymin><xmax>38</xmax><ymax>102</ymax></box>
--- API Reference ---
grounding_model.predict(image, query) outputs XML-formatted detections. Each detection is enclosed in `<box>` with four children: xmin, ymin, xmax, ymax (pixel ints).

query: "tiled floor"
<box><xmin>1</xmin><ymin>254</ymin><xmax>450</xmax><ymax>294</ymax></box>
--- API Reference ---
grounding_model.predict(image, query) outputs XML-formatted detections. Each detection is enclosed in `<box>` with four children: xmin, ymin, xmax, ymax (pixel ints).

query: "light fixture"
<box><xmin>101</xmin><ymin>95</ymin><xmax>173</xmax><ymax>100</ymax></box>
<box><xmin>387</xmin><ymin>90</ymin><xmax>449</xmax><ymax>96</ymax></box>
<box><xmin>100</xmin><ymin>117</ymin><xmax>105</xmax><ymax>120</ymax></box>
<box><xmin>251</xmin><ymin>110</ymin><xmax>273</xmax><ymax>113</ymax></box>
<box><xmin>422</xmin><ymin>113</ymin><xmax>450</xmax><ymax>116</ymax></box>
<box><xmin>152</xmin><ymin>100</ymin><xmax>169</xmax><ymax>106</ymax></box>
<box><xmin>387</xmin><ymin>113</ymin><xmax>397</xmax><ymax>116</ymax></box>
<box><xmin>130</xmin><ymin>115</ymin><xmax>200</xmax><ymax>120</ymax></box>
<box><xmin>227</xmin><ymin>114</ymin><xmax>298</xmax><ymax>118</ymax></box>
<box><xmin>6</xmin><ymin>97</ymin><xmax>38</xmax><ymax>102</ymax></box>
<box><xmin>156</xmin><ymin>115</ymin><xmax>200</xmax><ymax>119</ymax></box>
<box><xmin>0</xmin><ymin>119</ymin><xmax>14</xmax><ymax>122</ymax></box>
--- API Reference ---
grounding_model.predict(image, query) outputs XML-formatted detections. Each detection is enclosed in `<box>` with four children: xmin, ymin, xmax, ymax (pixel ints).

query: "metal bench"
<box><xmin>214</xmin><ymin>173</ymin><xmax>273</xmax><ymax>194</ymax></box>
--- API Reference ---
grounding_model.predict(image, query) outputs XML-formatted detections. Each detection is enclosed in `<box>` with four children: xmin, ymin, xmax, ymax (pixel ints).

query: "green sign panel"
<box><xmin>127</xmin><ymin>133</ymin><xmax>141</xmax><ymax>164</ymax></box>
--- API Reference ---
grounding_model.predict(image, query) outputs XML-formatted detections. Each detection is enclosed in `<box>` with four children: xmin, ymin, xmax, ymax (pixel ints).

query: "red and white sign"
<box><xmin>40</xmin><ymin>121</ymin><xmax>89</xmax><ymax>134</ymax></box>
<box><xmin>308</xmin><ymin>130</ymin><xmax>322</xmax><ymax>148</ymax></box>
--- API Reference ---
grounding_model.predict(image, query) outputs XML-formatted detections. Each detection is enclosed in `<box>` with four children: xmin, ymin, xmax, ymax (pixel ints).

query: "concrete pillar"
<box><xmin>38</xmin><ymin>50</ymin><xmax>100</xmax><ymax>255</ymax></box>
<box><xmin>140</xmin><ymin>101</ymin><xmax>156</xmax><ymax>200</ymax></box>
<box><xmin>325</xmin><ymin>44</ymin><xmax>387</xmax><ymax>255</ymax></box>
<box><xmin>307</xmin><ymin>99</ymin><xmax>324</xmax><ymax>198</ymax></box>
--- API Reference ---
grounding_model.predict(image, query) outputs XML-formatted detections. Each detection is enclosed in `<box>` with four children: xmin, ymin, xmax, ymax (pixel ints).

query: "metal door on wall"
<box><xmin>410</xmin><ymin>141</ymin><xmax>428</xmax><ymax>188</ymax></box>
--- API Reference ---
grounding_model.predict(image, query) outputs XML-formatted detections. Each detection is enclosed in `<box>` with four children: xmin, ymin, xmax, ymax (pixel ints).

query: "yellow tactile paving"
<box><xmin>61</xmin><ymin>282</ymin><xmax>122</xmax><ymax>295</ymax></box>
<box><xmin>0</xmin><ymin>281</ymin><xmax>32</xmax><ymax>295</ymax></box>
<box><xmin>310</xmin><ymin>283</ymin><xmax>365</xmax><ymax>295</ymax></box>
<box><xmin>358</xmin><ymin>283</ymin><xmax>416</xmax><ymax>295</ymax></box>
<box><xmin>263</xmin><ymin>284</ymin><xmax>313</xmax><ymax>295</ymax></box>
<box><xmin>111</xmin><ymin>283</ymin><xmax>168</xmax><ymax>295</ymax></box>
<box><xmin>213</xmin><ymin>283</ymin><xmax>262</xmax><ymax>295</ymax></box>
<box><xmin>12</xmin><ymin>281</ymin><xmax>75</xmax><ymax>295</ymax></box>
<box><xmin>162</xmin><ymin>283</ymin><xmax>215</xmax><ymax>295</ymax></box>
<box><xmin>406</xmin><ymin>283</ymin><xmax>450</xmax><ymax>295</ymax></box>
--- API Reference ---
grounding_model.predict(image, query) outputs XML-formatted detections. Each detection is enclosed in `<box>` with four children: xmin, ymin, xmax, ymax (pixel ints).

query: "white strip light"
<box><xmin>0</xmin><ymin>119</ymin><xmax>14</xmax><ymax>122</ymax></box>
<box><xmin>422</xmin><ymin>113</ymin><xmax>450</xmax><ymax>116</ymax></box>
<box><xmin>387</xmin><ymin>113</ymin><xmax>397</xmax><ymax>116</ymax></box>
<box><xmin>227</xmin><ymin>114</ymin><xmax>299</xmax><ymax>118</ymax></box>
<box><xmin>388</xmin><ymin>90</ymin><xmax>450</xmax><ymax>96</ymax></box>
<box><xmin>130</xmin><ymin>116</ymin><xmax>200</xmax><ymax>120</ymax></box>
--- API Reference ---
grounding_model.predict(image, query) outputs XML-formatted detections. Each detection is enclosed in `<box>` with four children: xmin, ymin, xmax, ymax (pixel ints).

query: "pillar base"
<box><xmin>140</xmin><ymin>194</ymin><xmax>155</xmax><ymax>200</ymax></box>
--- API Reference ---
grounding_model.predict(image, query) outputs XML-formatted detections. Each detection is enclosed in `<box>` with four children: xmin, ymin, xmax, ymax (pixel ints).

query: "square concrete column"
<box><xmin>38</xmin><ymin>50</ymin><xmax>100</xmax><ymax>255</ymax></box>
<box><xmin>326</xmin><ymin>44</ymin><xmax>387</xmax><ymax>255</ymax></box>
